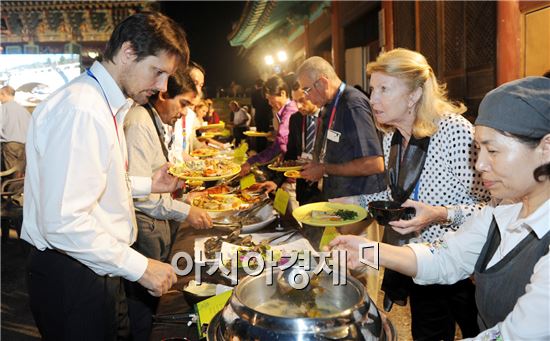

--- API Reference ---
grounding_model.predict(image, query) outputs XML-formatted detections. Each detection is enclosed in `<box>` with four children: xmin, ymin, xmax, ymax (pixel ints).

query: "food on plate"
<box><xmin>213</xmin><ymin>212</ymin><xmax>262</xmax><ymax>226</ymax></box>
<box><xmin>205</xmin><ymin>184</ymin><xmax>231</xmax><ymax>195</ymax></box>
<box><xmin>311</xmin><ymin>210</ymin><xmax>342</xmax><ymax>221</ymax></box>
<box><xmin>190</xmin><ymin>147</ymin><xmax>218</xmax><ymax>157</ymax></box>
<box><xmin>226</xmin><ymin>243</ymin><xmax>274</xmax><ymax>269</ymax></box>
<box><xmin>334</xmin><ymin>209</ymin><xmax>359</xmax><ymax>220</ymax></box>
<box><xmin>184</xmin><ymin>280</ymin><xmax>217</xmax><ymax>296</ymax></box>
<box><xmin>202</xmin><ymin>231</ymin><xmax>283</xmax><ymax>266</ymax></box>
<box><xmin>203</xmin><ymin>233</ymin><xmax>255</xmax><ymax>259</ymax></box>
<box><xmin>169</xmin><ymin>159</ymin><xmax>239</xmax><ymax>178</ymax></box>
<box><xmin>270</xmin><ymin>159</ymin><xmax>306</xmax><ymax>168</ymax></box>
<box><xmin>238</xmin><ymin>185</ymin><xmax>267</xmax><ymax>203</ymax></box>
<box><xmin>284</xmin><ymin>170</ymin><xmax>302</xmax><ymax>178</ymax></box>
<box><xmin>310</xmin><ymin>209</ymin><xmax>358</xmax><ymax>221</ymax></box>
<box><xmin>244</xmin><ymin>130</ymin><xmax>269</xmax><ymax>136</ymax></box>
<box><xmin>186</xmin><ymin>179</ymin><xmax>204</xmax><ymax>187</ymax></box>
<box><xmin>191</xmin><ymin>194</ymin><xmax>246</xmax><ymax>211</ymax></box>
<box><xmin>238</xmin><ymin>216</ymin><xmax>262</xmax><ymax>225</ymax></box>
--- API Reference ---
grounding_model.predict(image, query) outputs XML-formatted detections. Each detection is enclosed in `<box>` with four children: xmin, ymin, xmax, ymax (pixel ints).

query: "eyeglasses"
<box><xmin>302</xmin><ymin>79</ymin><xmax>321</xmax><ymax>96</ymax></box>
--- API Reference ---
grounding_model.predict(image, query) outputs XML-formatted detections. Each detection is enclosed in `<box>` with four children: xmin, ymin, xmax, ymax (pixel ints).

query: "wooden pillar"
<box><xmin>382</xmin><ymin>0</ymin><xmax>394</xmax><ymax>50</ymax></box>
<box><xmin>414</xmin><ymin>0</ymin><xmax>420</xmax><ymax>50</ymax></box>
<box><xmin>331</xmin><ymin>1</ymin><xmax>344</xmax><ymax>78</ymax></box>
<box><xmin>497</xmin><ymin>0</ymin><xmax>521</xmax><ymax>84</ymax></box>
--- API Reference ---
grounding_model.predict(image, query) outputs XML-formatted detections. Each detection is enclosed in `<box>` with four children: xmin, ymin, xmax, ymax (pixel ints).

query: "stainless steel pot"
<box><xmin>207</xmin><ymin>269</ymin><xmax>396</xmax><ymax>340</ymax></box>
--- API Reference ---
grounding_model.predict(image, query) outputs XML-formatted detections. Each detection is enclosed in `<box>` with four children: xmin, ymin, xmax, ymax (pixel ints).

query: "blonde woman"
<box><xmin>194</xmin><ymin>101</ymin><xmax>208</xmax><ymax>128</ymax></box>
<box><xmin>335</xmin><ymin>48</ymin><xmax>490</xmax><ymax>340</ymax></box>
<box><xmin>331</xmin><ymin>76</ymin><xmax>550</xmax><ymax>341</ymax></box>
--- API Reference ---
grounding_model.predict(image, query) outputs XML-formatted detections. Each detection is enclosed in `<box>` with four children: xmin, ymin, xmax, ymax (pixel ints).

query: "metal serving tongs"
<box><xmin>152</xmin><ymin>312</ymin><xmax>197</xmax><ymax>326</ymax></box>
<box><xmin>235</xmin><ymin>196</ymin><xmax>271</xmax><ymax>218</ymax></box>
<box><xmin>212</xmin><ymin>220</ymin><xmax>242</xmax><ymax>232</ymax></box>
<box><xmin>275</xmin><ymin>255</ymin><xmax>323</xmax><ymax>297</ymax></box>
<box><xmin>244</xmin><ymin>186</ymin><xmax>268</xmax><ymax>198</ymax></box>
<box><xmin>264</xmin><ymin>230</ymin><xmax>300</xmax><ymax>245</ymax></box>
<box><xmin>218</xmin><ymin>172</ymin><xmax>241</xmax><ymax>189</ymax></box>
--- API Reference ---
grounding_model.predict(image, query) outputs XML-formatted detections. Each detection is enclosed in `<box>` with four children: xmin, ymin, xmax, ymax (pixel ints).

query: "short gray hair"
<box><xmin>297</xmin><ymin>56</ymin><xmax>340</xmax><ymax>83</ymax></box>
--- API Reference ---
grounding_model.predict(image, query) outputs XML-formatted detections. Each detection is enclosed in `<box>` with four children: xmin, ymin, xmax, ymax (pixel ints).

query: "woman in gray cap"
<box><xmin>329</xmin><ymin>76</ymin><xmax>550</xmax><ymax>340</ymax></box>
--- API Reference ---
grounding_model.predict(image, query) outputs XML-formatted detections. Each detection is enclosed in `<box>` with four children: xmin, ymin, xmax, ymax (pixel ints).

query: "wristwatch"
<box><xmin>443</xmin><ymin>206</ymin><xmax>455</xmax><ymax>225</ymax></box>
<box><xmin>321</xmin><ymin>163</ymin><xmax>329</xmax><ymax>177</ymax></box>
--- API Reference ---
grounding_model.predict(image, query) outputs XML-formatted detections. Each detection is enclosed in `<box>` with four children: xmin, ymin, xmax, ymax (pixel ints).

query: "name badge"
<box><xmin>327</xmin><ymin>129</ymin><xmax>341</xmax><ymax>143</ymax></box>
<box><xmin>300</xmin><ymin>152</ymin><xmax>313</xmax><ymax>161</ymax></box>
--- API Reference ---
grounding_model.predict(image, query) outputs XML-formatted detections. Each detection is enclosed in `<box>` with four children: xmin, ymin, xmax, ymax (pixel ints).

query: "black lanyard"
<box><xmin>387</xmin><ymin>130</ymin><xmax>430</xmax><ymax>203</ymax></box>
<box><xmin>143</xmin><ymin>104</ymin><xmax>170</xmax><ymax>162</ymax></box>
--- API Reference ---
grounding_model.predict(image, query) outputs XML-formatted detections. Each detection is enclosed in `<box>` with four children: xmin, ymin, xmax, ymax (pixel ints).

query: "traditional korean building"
<box><xmin>228</xmin><ymin>0</ymin><xmax>550</xmax><ymax>120</ymax></box>
<box><xmin>1</xmin><ymin>1</ymin><xmax>153</xmax><ymax>67</ymax></box>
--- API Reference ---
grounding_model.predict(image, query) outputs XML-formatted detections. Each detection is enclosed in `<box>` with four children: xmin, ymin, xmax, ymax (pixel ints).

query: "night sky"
<box><xmin>159</xmin><ymin>1</ymin><xmax>258</xmax><ymax>96</ymax></box>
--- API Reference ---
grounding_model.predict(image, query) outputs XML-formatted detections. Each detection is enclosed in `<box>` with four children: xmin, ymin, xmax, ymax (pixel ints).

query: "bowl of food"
<box><xmin>368</xmin><ymin>200</ymin><xmax>415</xmax><ymax>226</ymax></box>
<box><xmin>183</xmin><ymin>280</ymin><xmax>217</xmax><ymax>305</ymax></box>
<box><xmin>207</xmin><ymin>268</ymin><xmax>397</xmax><ymax>341</ymax></box>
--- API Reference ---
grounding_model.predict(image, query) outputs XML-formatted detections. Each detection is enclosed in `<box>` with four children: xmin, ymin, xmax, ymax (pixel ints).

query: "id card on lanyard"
<box><xmin>87</xmin><ymin>68</ymin><xmax>136</xmax><ymax>238</ymax></box>
<box><xmin>86</xmin><ymin>69</ymin><xmax>129</xmax><ymax>172</ymax></box>
<box><xmin>319</xmin><ymin>83</ymin><xmax>346</xmax><ymax>163</ymax></box>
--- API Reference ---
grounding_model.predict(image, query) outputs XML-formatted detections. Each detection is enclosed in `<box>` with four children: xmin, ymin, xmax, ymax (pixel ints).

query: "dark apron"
<box><xmin>474</xmin><ymin>216</ymin><xmax>550</xmax><ymax>330</ymax></box>
<box><xmin>381</xmin><ymin>130</ymin><xmax>430</xmax><ymax>309</ymax></box>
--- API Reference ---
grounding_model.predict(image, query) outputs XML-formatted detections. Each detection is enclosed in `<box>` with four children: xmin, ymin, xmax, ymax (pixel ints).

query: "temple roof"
<box><xmin>1</xmin><ymin>1</ymin><xmax>152</xmax><ymax>44</ymax></box>
<box><xmin>228</xmin><ymin>0</ymin><xmax>317</xmax><ymax>49</ymax></box>
<box><xmin>0</xmin><ymin>1</ymin><xmax>148</xmax><ymax>12</ymax></box>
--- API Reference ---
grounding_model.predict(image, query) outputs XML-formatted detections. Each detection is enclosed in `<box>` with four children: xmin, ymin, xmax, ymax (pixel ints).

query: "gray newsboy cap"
<box><xmin>476</xmin><ymin>76</ymin><xmax>550</xmax><ymax>138</ymax></box>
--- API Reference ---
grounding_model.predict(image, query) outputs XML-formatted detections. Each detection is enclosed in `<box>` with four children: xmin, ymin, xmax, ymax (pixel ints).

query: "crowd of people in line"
<box><xmin>0</xmin><ymin>10</ymin><xmax>548</xmax><ymax>341</ymax></box>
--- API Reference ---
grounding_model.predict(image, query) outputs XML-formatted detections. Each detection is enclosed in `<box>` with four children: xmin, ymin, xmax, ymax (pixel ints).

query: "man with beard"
<box><xmin>125</xmin><ymin>69</ymin><xmax>213</xmax><ymax>260</ymax></box>
<box><xmin>22</xmin><ymin>12</ymin><xmax>188</xmax><ymax>340</ymax></box>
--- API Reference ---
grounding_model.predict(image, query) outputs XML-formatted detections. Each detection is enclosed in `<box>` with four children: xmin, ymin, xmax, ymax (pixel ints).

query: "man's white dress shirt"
<box><xmin>22</xmin><ymin>61</ymin><xmax>151</xmax><ymax>282</ymax></box>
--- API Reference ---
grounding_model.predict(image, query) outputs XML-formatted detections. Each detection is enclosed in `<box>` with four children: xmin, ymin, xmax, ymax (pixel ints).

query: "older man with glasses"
<box><xmin>296</xmin><ymin>56</ymin><xmax>385</xmax><ymax>201</ymax></box>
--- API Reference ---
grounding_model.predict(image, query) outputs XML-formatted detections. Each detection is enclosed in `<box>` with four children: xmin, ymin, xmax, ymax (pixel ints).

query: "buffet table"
<box><xmin>149</xmin><ymin>214</ymin><xmax>324</xmax><ymax>341</ymax></box>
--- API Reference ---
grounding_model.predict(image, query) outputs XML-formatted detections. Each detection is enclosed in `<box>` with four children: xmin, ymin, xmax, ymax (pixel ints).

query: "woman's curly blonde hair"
<box><xmin>367</xmin><ymin>48</ymin><xmax>466</xmax><ymax>138</ymax></box>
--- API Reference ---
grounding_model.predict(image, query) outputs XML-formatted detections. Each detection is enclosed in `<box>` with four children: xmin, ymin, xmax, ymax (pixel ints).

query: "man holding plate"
<box><xmin>125</xmin><ymin>68</ymin><xmax>213</xmax><ymax>262</ymax></box>
<box><xmin>297</xmin><ymin>57</ymin><xmax>385</xmax><ymax>200</ymax></box>
<box><xmin>286</xmin><ymin>81</ymin><xmax>324</xmax><ymax>206</ymax></box>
